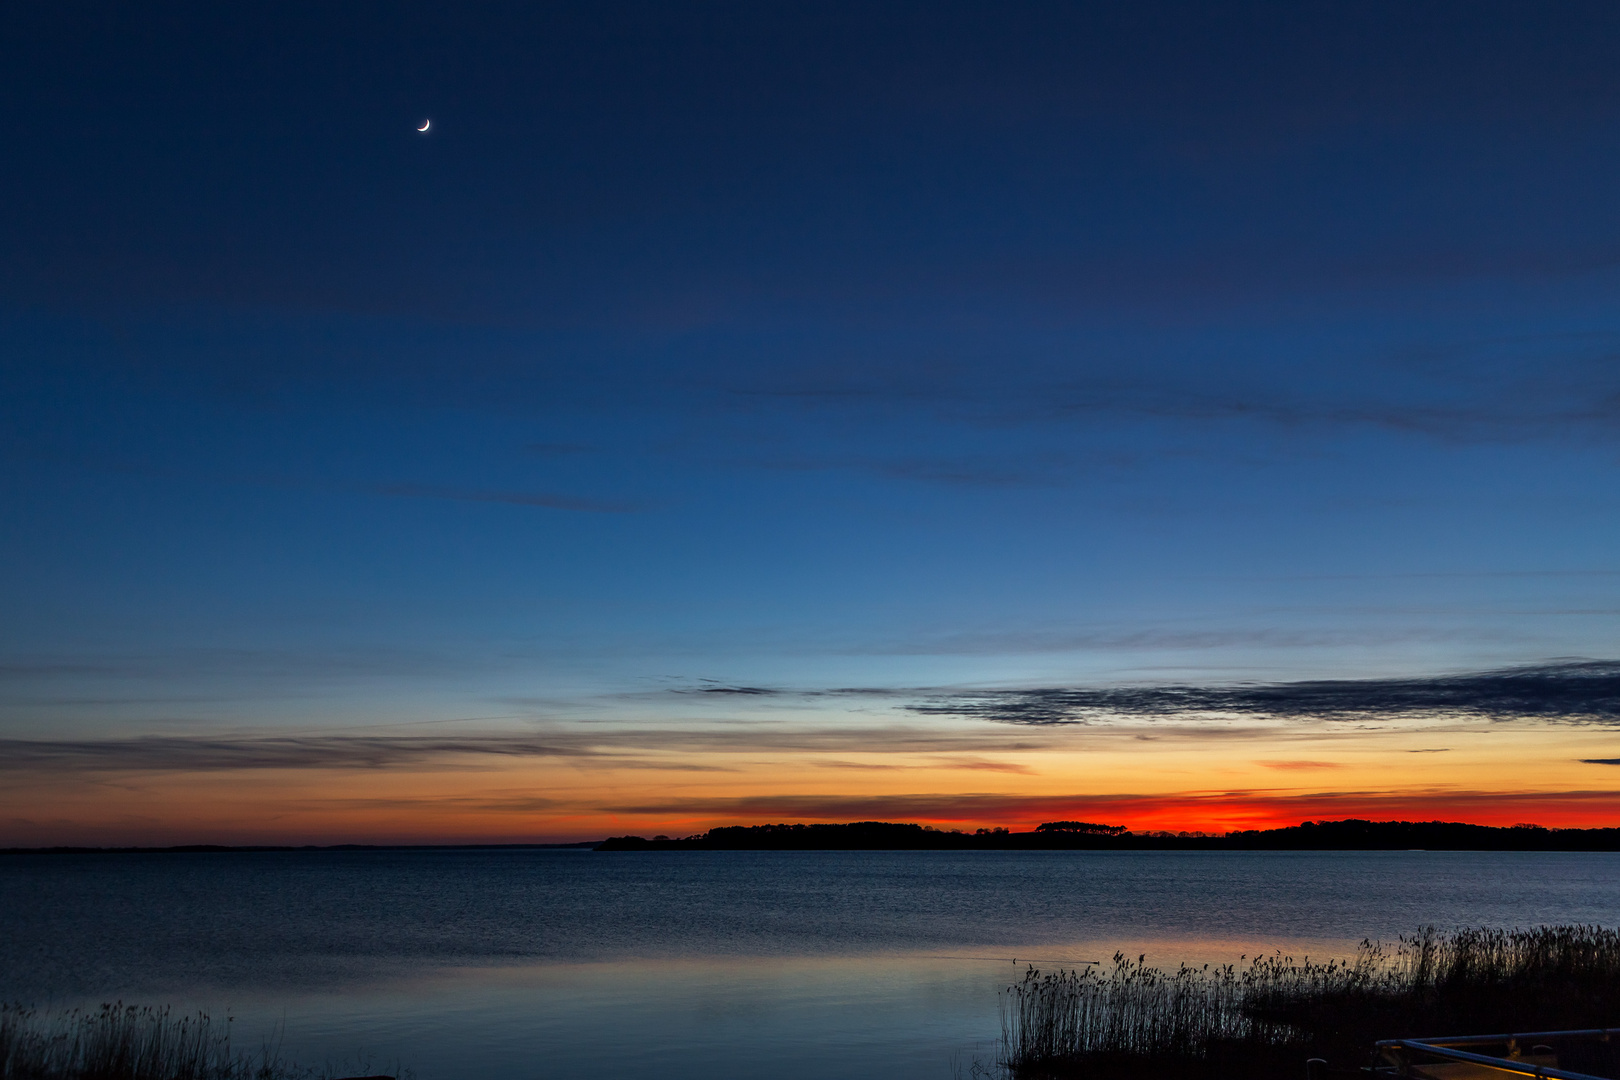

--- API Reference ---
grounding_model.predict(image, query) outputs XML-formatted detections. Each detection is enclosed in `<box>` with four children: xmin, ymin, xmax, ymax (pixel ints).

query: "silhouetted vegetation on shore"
<box><xmin>597</xmin><ymin>818</ymin><xmax>1620</xmax><ymax>851</ymax></box>
<box><xmin>0</xmin><ymin>1005</ymin><xmax>396</xmax><ymax>1080</ymax></box>
<box><xmin>9</xmin><ymin>819</ymin><xmax>1618</xmax><ymax>857</ymax></box>
<box><xmin>999</xmin><ymin>925</ymin><xmax>1620</xmax><ymax>1080</ymax></box>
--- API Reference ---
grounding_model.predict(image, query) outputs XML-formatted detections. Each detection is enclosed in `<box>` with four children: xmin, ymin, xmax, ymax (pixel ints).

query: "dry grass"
<box><xmin>1000</xmin><ymin>925</ymin><xmax>1620</xmax><ymax>1080</ymax></box>
<box><xmin>0</xmin><ymin>1005</ymin><xmax>393</xmax><ymax>1080</ymax></box>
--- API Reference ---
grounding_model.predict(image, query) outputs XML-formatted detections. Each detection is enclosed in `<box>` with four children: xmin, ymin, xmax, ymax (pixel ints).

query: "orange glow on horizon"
<box><xmin>5</xmin><ymin>778</ymin><xmax>1618</xmax><ymax>847</ymax></box>
<box><xmin>4</xmin><ymin>717</ymin><xmax>1617</xmax><ymax>846</ymax></box>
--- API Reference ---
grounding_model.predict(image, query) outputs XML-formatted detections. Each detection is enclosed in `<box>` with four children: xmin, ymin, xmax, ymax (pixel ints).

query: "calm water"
<box><xmin>3</xmin><ymin>849</ymin><xmax>1618</xmax><ymax>1079</ymax></box>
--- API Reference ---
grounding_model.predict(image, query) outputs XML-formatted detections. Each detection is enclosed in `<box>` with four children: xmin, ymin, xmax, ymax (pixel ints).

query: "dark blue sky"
<box><xmin>11</xmin><ymin>3</ymin><xmax>1620</xmax><ymax>315</ymax></box>
<box><xmin>3</xmin><ymin>3</ymin><xmax>1620</xmax><ymax>841</ymax></box>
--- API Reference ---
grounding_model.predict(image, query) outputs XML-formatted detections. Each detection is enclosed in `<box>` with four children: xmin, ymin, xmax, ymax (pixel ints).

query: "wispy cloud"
<box><xmin>0</xmin><ymin>445</ymin><xmax>644</xmax><ymax>517</ymax></box>
<box><xmin>805</xmin><ymin>756</ymin><xmax>1033</xmax><ymax>774</ymax></box>
<box><xmin>0</xmin><ymin>646</ymin><xmax>474</xmax><ymax>683</ymax></box>
<box><xmin>522</xmin><ymin>442</ymin><xmax>596</xmax><ymax>457</ymax></box>
<box><xmin>1032</xmin><ymin>387</ymin><xmax>1620</xmax><ymax>446</ymax></box>
<box><xmin>751</xmin><ymin>452</ymin><xmax>1067</xmax><ymax>488</ymax></box>
<box><xmin>0</xmin><ymin>723</ymin><xmax>1054</xmax><ymax>774</ymax></box>
<box><xmin>906</xmin><ymin>660</ymin><xmax>1620</xmax><ymax>726</ymax></box>
<box><xmin>0</xmin><ymin>735</ymin><xmax>597</xmax><ymax>772</ymax></box>
<box><xmin>300</xmin><ymin>792</ymin><xmax>566</xmax><ymax>813</ymax></box>
<box><xmin>604</xmin><ymin>787</ymin><xmax>1620</xmax><ymax>829</ymax></box>
<box><xmin>731</xmin><ymin>336</ymin><xmax>1620</xmax><ymax>450</ymax></box>
<box><xmin>939</xmin><ymin>757</ymin><xmax>1037</xmax><ymax>774</ymax></box>
<box><xmin>677</xmin><ymin>683</ymin><xmax>779</xmax><ymax>696</ymax></box>
<box><xmin>7</xmin><ymin>662</ymin><xmax>1614</xmax><ymax>778</ymax></box>
<box><xmin>852</xmin><ymin>625</ymin><xmax>1489</xmax><ymax>658</ymax></box>
<box><xmin>370</xmin><ymin>483</ymin><xmax>638</xmax><ymax>513</ymax></box>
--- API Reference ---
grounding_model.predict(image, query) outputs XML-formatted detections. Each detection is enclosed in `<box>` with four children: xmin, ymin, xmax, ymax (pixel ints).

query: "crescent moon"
<box><xmin>417</xmin><ymin>119</ymin><xmax>431</xmax><ymax>132</ymax></box>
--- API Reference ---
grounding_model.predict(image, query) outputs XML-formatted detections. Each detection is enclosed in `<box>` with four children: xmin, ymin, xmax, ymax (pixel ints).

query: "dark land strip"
<box><xmin>12</xmin><ymin>819</ymin><xmax>1620</xmax><ymax>854</ymax></box>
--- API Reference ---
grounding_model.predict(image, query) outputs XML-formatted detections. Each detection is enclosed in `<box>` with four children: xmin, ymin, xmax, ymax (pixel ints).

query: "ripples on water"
<box><xmin>3</xmin><ymin>850</ymin><xmax>1616</xmax><ymax>1080</ymax></box>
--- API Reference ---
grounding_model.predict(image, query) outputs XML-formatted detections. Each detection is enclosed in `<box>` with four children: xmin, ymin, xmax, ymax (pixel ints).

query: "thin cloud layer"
<box><xmin>908</xmin><ymin>660</ymin><xmax>1620</xmax><ymax>726</ymax></box>
<box><xmin>0</xmin><ymin>723</ymin><xmax>1052</xmax><ymax>774</ymax></box>
<box><xmin>606</xmin><ymin>788</ymin><xmax>1620</xmax><ymax>830</ymax></box>
<box><xmin>370</xmin><ymin>483</ymin><xmax>639</xmax><ymax>514</ymax></box>
<box><xmin>0</xmin><ymin>735</ymin><xmax>594</xmax><ymax>772</ymax></box>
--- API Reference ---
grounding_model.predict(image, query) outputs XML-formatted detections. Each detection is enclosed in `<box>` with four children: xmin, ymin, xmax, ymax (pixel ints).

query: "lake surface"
<box><xmin>4</xmin><ymin>849</ymin><xmax>1618</xmax><ymax>1079</ymax></box>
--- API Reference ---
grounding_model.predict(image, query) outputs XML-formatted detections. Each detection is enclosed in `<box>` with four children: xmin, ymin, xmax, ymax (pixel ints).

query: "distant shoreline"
<box><xmin>598</xmin><ymin>819</ymin><xmax>1620</xmax><ymax>851</ymax></box>
<box><xmin>7</xmin><ymin>818</ymin><xmax>1620</xmax><ymax>854</ymax></box>
<box><xmin>0</xmin><ymin>841</ymin><xmax>602</xmax><ymax>855</ymax></box>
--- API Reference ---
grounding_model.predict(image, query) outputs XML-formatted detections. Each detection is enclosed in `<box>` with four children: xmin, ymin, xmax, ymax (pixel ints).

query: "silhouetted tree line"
<box><xmin>596</xmin><ymin>818</ymin><xmax>1620</xmax><ymax>851</ymax></box>
<box><xmin>14</xmin><ymin>820</ymin><xmax>1612</xmax><ymax>856</ymax></box>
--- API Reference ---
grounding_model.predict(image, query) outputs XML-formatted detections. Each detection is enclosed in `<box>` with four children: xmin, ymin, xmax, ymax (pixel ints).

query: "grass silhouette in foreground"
<box><xmin>999</xmin><ymin>925</ymin><xmax>1620</xmax><ymax>1080</ymax></box>
<box><xmin>0</xmin><ymin>1005</ymin><xmax>397</xmax><ymax>1080</ymax></box>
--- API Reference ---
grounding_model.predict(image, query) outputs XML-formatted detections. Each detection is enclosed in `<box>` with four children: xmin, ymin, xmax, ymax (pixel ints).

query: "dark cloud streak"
<box><xmin>0</xmin><ymin>735</ymin><xmax>594</xmax><ymax>772</ymax></box>
<box><xmin>0</xmin><ymin>724</ymin><xmax>1053</xmax><ymax>774</ymax></box>
<box><xmin>908</xmin><ymin>660</ymin><xmax>1620</xmax><ymax>726</ymax></box>
<box><xmin>607</xmin><ymin>787</ymin><xmax>1620</xmax><ymax>824</ymax></box>
<box><xmin>370</xmin><ymin>483</ymin><xmax>639</xmax><ymax>514</ymax></box>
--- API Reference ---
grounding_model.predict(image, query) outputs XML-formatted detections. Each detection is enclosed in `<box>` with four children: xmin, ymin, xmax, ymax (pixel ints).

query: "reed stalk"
<box><xmin>1000</xmin><ymin>925</ymin><xmax>1620</xmax><ymax>1080</ymax></box>
<box><xmin>0</xmin><ymin>1004</ymin><xmax>341</xmax><ymax>1080</ymax></box>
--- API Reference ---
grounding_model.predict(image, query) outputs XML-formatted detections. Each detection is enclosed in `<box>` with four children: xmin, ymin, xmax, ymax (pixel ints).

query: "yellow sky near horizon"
<box><xmin>5</xmin><ymin>712</ymin><xmax>1616</xmax><ymax>846</ymax></box>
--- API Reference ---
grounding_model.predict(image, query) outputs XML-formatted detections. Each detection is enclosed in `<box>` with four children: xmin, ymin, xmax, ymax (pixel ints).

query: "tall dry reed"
<box><xmin>1</xmin><ymin>1004</ymin><xmax>301</xmax><ymax>1080</ymax></box>
<box><xmin>1001</xmin><ymin>925</ymin><xmax>1620</xmax><ymax>1080</ymax></box>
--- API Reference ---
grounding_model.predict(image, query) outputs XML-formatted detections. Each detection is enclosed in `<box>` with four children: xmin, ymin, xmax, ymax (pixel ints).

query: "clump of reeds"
<box><xmin>1002</xmin><ymin>954</ymin><xmax>1255</xmax><ymax>1062</ymax></box>
<box><xmin>1000</xmin><ymin>925</ymin><xmax>1620</xmax><ymax>1080</ymax></box>
<box><xmin>0</xmin><ymin>1004</ymin><xmax>328</xmax><ymax>1080</ymax></box>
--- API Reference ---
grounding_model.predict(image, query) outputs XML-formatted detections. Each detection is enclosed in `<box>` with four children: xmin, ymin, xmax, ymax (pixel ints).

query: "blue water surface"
<box><xmin>3</xmin><ymin>849</ymin><xmax>1617</xmax><ymax>1080</ymax></box>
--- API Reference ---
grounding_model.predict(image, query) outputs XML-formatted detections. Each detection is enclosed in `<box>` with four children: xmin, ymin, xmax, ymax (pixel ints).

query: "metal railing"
<box><xmin>1374</xmin><ymin>1029</ymin><xmax>1620</xmax><ymax>1080</ymax></box>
